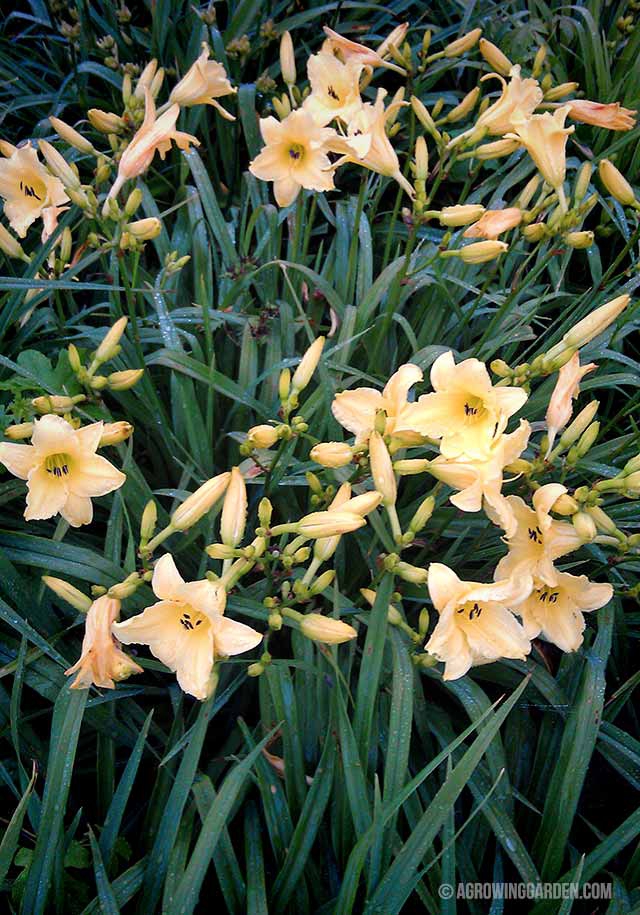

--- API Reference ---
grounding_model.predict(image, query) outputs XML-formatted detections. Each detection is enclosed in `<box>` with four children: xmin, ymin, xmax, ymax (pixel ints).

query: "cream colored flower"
<box><xmin>303</xmin><ymin>51</ymin><xmax>363</xmax><ymax>126</ymax></box>
<box><xmin>426</xmin><ymin>420</ymin><xmax>531</xmax><ymax>537</ymax></box>
<box><xmin>169</xmin><ymin>45</ymin><xmax>236</xmax><ymax>119</ymax></box>
<box><xmin>249</xmin><ymin>109</ymin><xmax>336</xmax><ymax>207</ymax></box>
<box><xmin>0</xmin><ymin>144</ymin><xmax>69</xmax><ymax>237</ymax></box>
<box><xmin>321</xmin><ymin>25</ymin><xmax>406</xmax><ymax>74</ymax></box>
<box><xmin>65</xmin><ymin>595</ymin><xmax>142</xmax><ymax>690</ymax></box>
<box><xmin>493</xmin><ymin>483</ymin><xmax>583</xmax><ymax>586</ymax></box>
<box><xmin>113</xmin><ymin>554</ymin><xmax>262</xmax><ymax>699</ymax></box>
<box><xmin>545</xmin><ymin>353</ymin><xmax>596</xmax><ymax>452</ymax></box>
<box><xmin>332</xmin><ymin>363</ymin><xmax>424</xmax><ymax>444</ymax></box>
<box><xmin>407</xmin><ymin>351</ymin><xmax>528</xmax><ymax>460</ymax></box>
<box><xmin>328</xmin><ymin>89</ymin><xmax>414</xmax><ymax>198</ymax></box>
<box><xmin>425</xmin><ymin>563</ymin><xmax>532</xmax><ymax>680</ymax></box>
<box><xmin>463</xmin><ymin>207</ymin><xmax>522</xmax><ymax>239</ymax></box>
<box><xmin>568</xmin><ymin>100</ymin><xmax>636</xmax><ymax>131</ymax></box>
<box><xmin>518</xmin><ymin>571</ymin><xmax>612</xmax><ymax>651</ymax></box>
<box><xmin>506</xmin><ymin>106</ymin><xmax>574</xmax><ymax>188</ymax></box>
<box><xmin>0</xmin><ymin>414</ymin><xmax>126</xmax><ymax>527</ymax></box>
<box><xmin>106</xmin><ymin>90</ymin><xmax>199</xmax><ymax>203</ymax></box>
<box><xmin>476</xmin><ymin>66</ymin><xmax>543</xmax><ymax>136</ymax></box>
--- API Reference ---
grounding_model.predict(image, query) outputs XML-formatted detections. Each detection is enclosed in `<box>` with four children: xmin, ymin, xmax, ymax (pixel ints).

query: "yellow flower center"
<box><xmin>288</xmin><ymin>143</ymin><xmax>305</xmax><ymax>162</ymax></box>
<box><xmin>178</xmin><ymin>605</ymin><xmax>207</xmax><ymax>632</ymax></box>
<box><xmin>45</xmin><ymin>452</ymin><xmax>72</xmax><ymax>479</ymax></box>
<box><xmin>327</xmin><ymin>84</ymin><xmax>340</xmax><ymax>102</ymax></box>
<box><xmin>20</xmin><ymin>177</ymin><xmax>46</xmax><ymax>202</ymax></box>
<box><xmin>462</xmin><ymin>395</ymin><xmax>485</xmax><ymax>420</ymax></box>
<box><xmin>527</xmin><ymin>525</ymin><xmax>544</xmax><ymax>546</ymax></box>
<box><xmin>457</xmin><ymin>600</ymin><xmax>486</xmax><ymax>621</ymax></box>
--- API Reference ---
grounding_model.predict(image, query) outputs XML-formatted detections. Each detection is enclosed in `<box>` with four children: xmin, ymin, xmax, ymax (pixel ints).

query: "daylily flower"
<box><xmin>406</xmin><ymin>351</ymin><xmax>528</xmax><ymax>460</ymax></box>
<box><xmin>169</xmin><ymin>45</ymin><xmax>236</xmax><ymax>119</ymax></box>
<box><xmin>41</xmin><ymin>204</ymin><xmax>70</xmax><ymax>244</ymax></box>
<box><xmin>568</xmin><ymin>100</ymin><xmax>636</xmax><ymax>131</ymax></box>
<box><xmin>65</xmin><ymin>596</ymin><xmax>142</xmax><ymax>690</ymax></box>
<box><xmin>463</xmin><ymin>207</ymin><xmax>522</xmax><ymax>239</ymax></box>
<box><xmin>106</xmin><ymin>90</ymin><xmax>199</xmax><ymax>205</ymax></box>
<box><xmin>493</xmin><ymin>483</ymin><xmax>583</xmax><ymax>586</ymax></box>
<box><xmin>425</xmin><ymin>562</ymin><xmax>532</xmax><ymax>680</ymax></box>
<box><xmin>506</xmin><ymin>106</ymin><xmax>574</xmax><ymax>189</ymax></box>
<box><xmin>0</xmin><ymin>143</ymin><xmax>69</xmax><ymax>237</ymax></box>
<box><xmin>475</xmin><ymin>66</ymin><xmax>543</xmax><ymax>136</ymax></box>
<box><xmin>332</xmin><ymin>363</ymin><xmax>424</xmax><ymax>445</ymax></box>
<box><xmin>303</xmin><ymin>51</ymin><xmax>364</xmax><ymax>126</ymax></box>
<box><xmin>545</xmin><ymin>352</ymin><xmax>597</xmax><ymax>452</ymax></box>
<box><xmin>518</xmin><ymin>571</ymin><xmax>612</xmax><ymax>651</ymax></box>
<box><xmin>248</xmin><ymin>108</ymin><xmax>336</xmax><ymax>207</ymax></box>
<box><xmin>422</xmin><ymin>420</ymin><xmax>532</xmax><ymax>537</ymax></box>
<box><xmin>0</xmin><ymin>414</ymin><xmax>126</xmax><ymax>527</ymax></box>
<box><xmin>113</xmin><ymin>554</ymin><xmax>262</xmax><ymax>699</ymax></box>
<box><xmin>328</xmin><ymin>88</ymin><xmax>415</xmax><ymax>197</ymax></box>
<box><xmin>321</xmin><ymin>25</ymin><xmax>406</xmax><ymax>74</ymax></box>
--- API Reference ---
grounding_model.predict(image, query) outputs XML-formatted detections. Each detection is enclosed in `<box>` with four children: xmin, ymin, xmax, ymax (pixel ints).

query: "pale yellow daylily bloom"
<box><xmin>493</xmin><ymin>483</ymin><xmax>583</xmax><ymax>586</ymax></box>
<box><xmin>321</xmin><ymin>25</ymin><xmax>406</xmax><ymax>74</ymax></box>
<box><xmin>505</xmin><ymin>106</ymin><xmax>574</xmax><ymax>189</ymax></box>
<box><xmin>425</xmin><ymin>562</ymin><xmax>532</xmax><ymax>680</ymax></box>
<box><xmin>328</xmin><ymin>88</ymin><xmax>415</xmax><ymax>198</ymax></box>
<box><xmin>518</xmin><ymin>571</ymin><xmax>612</xmax><ymax>652</ymax></box>
<box><xmin>169</xmin><ymin>45</ymin><xmax>236</xmax><ymax>119</ymax></box>
<box><xmin>545</xmin><ymin>352</ymin><xmax>597</xmax><ymax>452</ymax></box>
<box><xmin>463</xmin><ymin>207</ymin><xmax>522</xmax><ymax>239</ymax></box>
<box><xmin>475</xmin><ymin>66</ymin><xmax>543</xmax><ymax>136</ymax></box>
<box><xmin>425</xmin><ymin>420</ymin><xmax>532</xmax><ymax>537</ymax></box>
<box><xmin>113</xmin><ymin>554</ymin><xmax>262</xmax><ymax>699</ymax></box>
<box><xmin>106</xmin><ymin>89</ymin><xmax>199</xmax><ymax>203</ymax></box>
<box><xmin>65</xmin><ymin>595</ymin><xmax>142</xmax><ymax>690</ymax></box>
<box><xmin>568</xmin><ymin>100</ymin><xmax>636</xmax><ymax>131</ymax></box>
<box><xmin>407</xmin><ymin>351</ymin><xmax>528</xmax><ymax>460</ymax></box>
<box><xmin>249</xmin><ymin>108</ymin><xmax>336</xmax><ymax>207</ymax></box>
<box><xmin>332</xmin><ymin>363</ymin><xmax>424</xmax><ymax>444</ymax></box>
<box><xmin>303</xmin><ymin>51</ymin><xmax>364</xmax><ymax>127</ymax></box>
<box><xmin>0</xmin><ymin>414</ymin><xmax>126</xmax><ymax>527</ymax></box>
<box><xmin>0</xmin><ymin>144</ymin><xmax>68</xmax><ymax>237</ymax></box>
<box><xmin>40</xmin><ymin>204</ymin><xmax>70</xmax><ymax>244</ymax></box>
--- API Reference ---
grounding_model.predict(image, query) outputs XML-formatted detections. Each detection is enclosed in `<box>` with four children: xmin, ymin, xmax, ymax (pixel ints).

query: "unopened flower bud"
<box><xmin>300</xmin><ymin>613</ymin><xmax>357</xmax><ymax>644</ymax></box>
<box><xmin>109</xmin><ymin>572</ymin><xmax>141</xmax><ymax>600</ymax></box>
<box><xmin>310</xmin><ymin>441</ymin><xmax>352</xmax><ymax>468</ymax></box>
<box><xmin>552</xmin><ymin>493</ymin><xmax>579</xmax><ymax>515</ymax></box>
<box><xmin>140</xmin><ymin>499</ymin><xmax>157</xmax><ymax>540</ymax></box>
<box><xmin>445</xmin><ymin>87</ymin><xmax>480</xmax><ymax>123</ymax></box>
<box><xmin>439</xmin><ymin>204</ymin><xmax>485</xmax><ymax>226</ymax></box>
<box><xmin>31</xmin><ymin>394</ymin><xmax>85</xmax><ymax>414</ymax></box>
<box><xmin>341</xmin><ymin>491</ymin><xmax>383</xmax><ymax>517</ymax></box>
<box><xmin>623</xmin><ymin>471</ymin><xmax>640</xmax><ymax>494</ymax></box>
<box><xmin>220</xmin><ymin>467</ymin><xmax>247</xmax><ymax>548</ymax></box>
<box><xmin>490</xmin><ymin>359</ymin><xmax>512</xmax><ymax>377</ymax></box>
<box><xmin>135</xmin><ymin>59</ymin><xmax>158</xmax><ymax>97</ymax></box>
<box><xmin>108</xmin><ymin>369</ymin><xmax>144</xmax><ymax>390</ymax></box>
<box><xmin>572</xmin><ymin>511</ymin><xmax>597</xmax><ymax>542</ymax></box>
<box><xmin>395</xmin><ymin>561</ymin><xmax>428</xmax><ymax>585</ymax></box>
<box><xmin>99</xmin><ymin>421</ymin><xmax>134</xmax><ymax>446</ymax></box>
<box><xmin>308</xmin><ymin>570</ymin><xmax>336</xmax><ymax>596</ymax></box>
<box><xmin>258</xmin><ymin>497</ymin><xmax>273</xmax><ymax>529</ymax></box>
<box><xmin>518</xmin><ymin>175</ymin><xmax>541</xmax><ymax>209</ymax></box>
<box><xmin>532</xmin><ymin>45</ymin><xmax>547</xmax><ymax>77</ymax></box>
<box><xmin>623</xmin><ymin>454</ymin><xmax>640</xmax><ymax>475</ymax></box>
<box><xmin>544</xmin><ymin>82</ymin><xmax>579</xmax><ymax>101</ymax></box>
<box><xmin>443</xmin><ymin>240</ymin><xmax>508</xmax><ymax>263</ymax></box>
<box><xmin>444</xmin><ymin>28</ymin><xmax>482</xmax><ymax>58</ymax></box>
<box><xmin>95</xmin><ymin>316</ymin><xmax>128</xmax><ymax>363</ymax></box>
<box><xmin>248</xmin><ymin>424</ymin><xmax>279</xmax><ymax>448</ymax></box>
<box><xmin>279</xmin><ymin>367</ymin><xmax>291</xmax><ymax>402</ymax></box>
<box><xmin>49</xmin><ymin>117</ymin><xmax>96</xmax><ymax>156</ymax></box>
<box><xmin>292</xmin><ymin>336</ymin><xmax>324</xmax><ymax>393</ymax></box>
<box><xmin>42</xmin><ymin>576</ymin><xmax>92</xmax><ymax>612</ymax></box>
<box><xmin>565</xmin><ymin>230</ymin><xmax>594</xmax><ymax>249</ymax></box>
<box><xmin>473</xmin><ymin>138</ymin><xmax>520</xmax><ymax>159</ymax></box>
<box><xmin>88</xmin><ymin>109</ymin><xmax>125</xmax><ymax>133</ymax></box>
<box><xmin>172</xmin><ymin>472</ymin><xmax>230</xmax><ymax>530</ymax></box>
<box><xmin>126</xmin><ymin>217</ymin><xmax>162</xmax><ymax>241</ymax></box>
<box><xmin>272</xmin><ymin>94</ymin><xmax>291</xmax><ymax>120</ymax></box>
<box><xmin>0</xmin><ymin>223</ymin><xmax>30</xmax><ymax>262</ymax></box>
<box><xmin>206</xmin><ymin>543</ymin><xmax>238</xmax><ymax>559</ymax></box>
<box><xmin>410</xmin><ymin>96</ymin><xmax>441</xmax><ymax>141</ymax></box>
<box><xmin>574</xmin><ymin>162</ymin><xmax>592</xmax><ymax>203</ymax></box>
<box><xmin>478</xmin><ymin>38</ymin><xmax>512</xmax><ymax>75</ymax></box>
<box><xmin>280</xmin><ymin>30</ymin><xmax>296</xmax><ymax>85</ymax></box>
<box><xmin>414</xmin><ymin>136</ymin><xmax>429</xmax><ymax>181</ymax></box>
<box><xmin>368</xmin><ymin>431</ymin><xmax>396</xmax><ymax>506</ymax></box>
<box><xmin>575</xmin><ymin>421</ymin><xmax>600</xmax><ymax>457</ymax></box>
<box><xmin>563</xmin><ymin>295</ymin><xmax>629</xmax><ymax>349</ymax></box>
<box><xmin>37</xmin><ymin>140</ymin><xmax>80</xmax><ymax>190</ymax></box>
<box><xmin>522</xmin><ymin>222</ymin><xmax>546</xmax><ymax>242</ymax></box>
<box><xmin>586</xmin><ymin>505</ymin><xmax>618</xmax><ymax>535</ymax></box>
<box><xmin>599</xmin><ymin>159</ymin><xmax>637</xmax><ymax>206</ymax></box>
<box><xmin>409</xmin><ymin>495</ymin><xmax>435</xmax><ymax>532</ymax></box>
<box><xmin>5</xmin><ymin>422</ymin><xmax>34</xmax><ymax>440</ymax></box>
<box><xmin>297</xmin><ymin>511</ymin><xmax>366</xmax><ymax>538</ymax></box>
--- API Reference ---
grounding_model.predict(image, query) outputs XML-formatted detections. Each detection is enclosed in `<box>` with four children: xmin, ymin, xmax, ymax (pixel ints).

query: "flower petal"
<box><xmin>332</xmin><ymin>387</ymin><xmax>384</xmax><ymax>437</ymax></box>
<box><xmin>428</xmin><ymin>562</ymin><xmax>462</xmax><ymax>612</ymax></box>
<box><xmin>0</xmin><ymin>443</ymin><xmax>39</xmax><ymax>480</ymax></box>
<box><xmin>74</xmin><ymin>421</ymin><xmax>104</xmax><ymax>455</ymax></box>
<box><xmin>60</xmin><ymin>492</ymin><xmax>93</xmax><ymax>527</ymax></box>
<box><xmin>24</xmin><ymin>465</ymin><xmax>67</xmax><ymax>520</ymax></box>
<box><xmin>152</xmin><ymin>554</ymin><xmax>185</xmax><ymax>601</ymax></box>
<box><xmin>178</xmin><ymin>579</ymin><xmax>227</xmax><ymax>618</ymax></box>
<box><xmin>31</xmin><ymin>414</ymin><xmax>76</xmax><ymax>455</ymax></box>
<box><xmin>68</xmin><ymin>453</ymin><xmax>126</xmax><ymax>498</ymax></box>
<box><xmin>212</xmin><ymin>616</ymin><xmax>263</xmax><ymax>657</ymax></box>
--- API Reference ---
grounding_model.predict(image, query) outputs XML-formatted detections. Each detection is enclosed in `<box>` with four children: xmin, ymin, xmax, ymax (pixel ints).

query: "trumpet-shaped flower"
<box><xmin>328</xmin><ymin>89</ymin><xmax>415</xmax><ymax>198</ymax></box>
<box><xmin>493</xmin><ymin>483</ymin><xmax>583</xmax><ymax>586</ymax></box>
<box><xmin>169</xmin><ymin>45</ymin><xmax>236</xmax><ymax>118</ymax></box>
<box><xmin>113</xmin><ymin>554</ymin><xmax>262</xmax><ymax>699</ymax></box>
<box><xmin>0</xmin><ymin>414</ymin><xmax>126</xmax><ymax>526</ymax></box>
<box><xmin>249</xmin><ymin>109</ymin><xmax>336</xmax><ymax>207</ymax></box>
<box><xmin>65</xmin><ymin>596</ymin><xmax>142</xmax><ymax>690</ymax></box>
<box><xmin>332</xmin><ymin>363</ymin><xmax>424</xmax><ymax>444</ymax></box>
<box><xmin>506</xmin><ymin>106</ymin><xmax>574</xmax><ymax>189</ymax></box>
<box><xmin>321</xmin><ymin>25</ymin><xmax>406</xmax><ymax>74</ymax></box>
<box><xmin>476</xmin><ymin>66</ymin><xmax>543</xmax><ymax>136</ymax></box>
<box><xmin>425</xmin><ymin>420</ymin><xmax>532</xmax><ymax>537</ymax></box>
<box><xmin>303</xmin><ymin>51</ymin><xmax>364</xmax><ymax>126</ymax></box>
<box><xmin>568</xmin><ymin>100</ymin><xmax>636</xmax><ymax>131</ymax></box>
<box><xmin>518</xmin><ymin>571</ymin><xmax>612</xmax><ymax>651</ymax></box>
<box><xmin>0</xmin><ymin>144</ymin><xmax>69</xmax><ymax>237</ymax></box>
<box><xmin>106</xmin><ymin>90</ymin><xmax>199</xmax><ymax>204</ymax></box>
<box><xmin>545</xmin><ymin>353</ymin><xmax>596</xmax><ymax>452</ymax></box>
<box><xmin>425</xmin><ymin>563</ymin><xmax>532</xmax><ymax>680</ymax></box>
<box><xmin>463</xmin><ymin>207</ymin><xmax>522</xmax><ymax>239</ymax></box>
<box><xmin>406</xmin><ymin>351</ymin><xmax>528</xmax><ymax>460</ymax></box>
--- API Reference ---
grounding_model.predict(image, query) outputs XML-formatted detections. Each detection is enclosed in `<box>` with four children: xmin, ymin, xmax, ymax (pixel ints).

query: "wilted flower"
<box><xmin>568</xmin><ymin>100</ymin><xmax>636</xmax><ymax>131</ymax></box>
<box><xmin>321</xmin><ymin>25</ymin><xmax>406</xmax><ymax>73</ymax></box>
<box><xmin>113</xmin><ymin>554</ymin><xmax>262</xmax><ymax>699</ymax></box>
<box><xmin>169</xmin><ymin>45</ymin><xmax>236</xmax><ymax>119</ymax></box>
<box><xmin>0</xmin><ymin>143</ymin><xmax>69</xmax><ymax>237</ymax></box>
<box><xmin>506</xmin><ymin>106</ymin><xmax>574</xmax><ymax>189</ymax></box>
<box><xmin>545</xmin><ymin>352</ymin><xmax>597</xmax><ymax>452</ymax></box>
<box><xmin>425</xmin><ymin>562</ymin><xmax>532</xmax><ymax>680</ymax></box>
<box><xmin>303</xmin><ymin>51</ymin><xmax>363</xmax><ymax>126</ymax></box>
<box><xmin>463</xmin><ymin>207</ymin><xmax>522</xmax><ymax>239</ymax></box>
<box><xmin>0</xmin><ymin>414</ymin><xmax>126</xmax><ymax>526</ymax></box>
<box><xmin>518</xmin><ymin>571</ymin><xmax>612</xmax><ymax>651</ymax></box>
<box><xmin>249</xmin><ymin>108</ymin><xmax>336</xmax><ymax>207</ymax></box>
<box><xmin>332</xmin><ymin>363</ymin><xmax>424</xmax><ymax>444</ymax></box>
<box><xmin>65</xmin><ymin>596</ymin><xmax>142</xmax><ymax>690</ymax></box>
